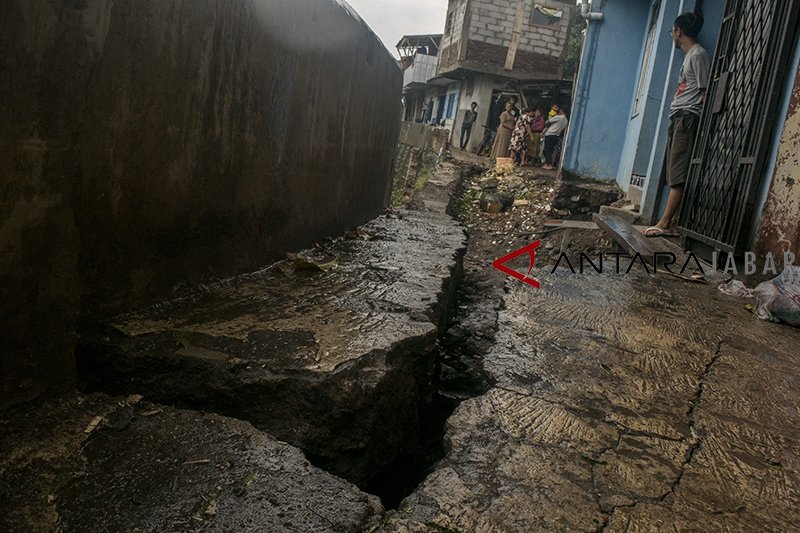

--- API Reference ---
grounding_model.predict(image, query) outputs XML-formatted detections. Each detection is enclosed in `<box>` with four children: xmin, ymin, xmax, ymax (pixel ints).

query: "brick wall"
<box><xmin>466</xmin><ymin>0</ymin><xmax>572</xmax><ymax>74</ymax></box>
<box><xmin>467</xmin><ymin>40</ymin><xmax>559</xmax><ymax>73</ymax></box>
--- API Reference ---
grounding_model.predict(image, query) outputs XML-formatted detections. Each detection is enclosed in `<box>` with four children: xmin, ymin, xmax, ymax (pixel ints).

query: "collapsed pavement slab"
<box><xmin>77</xmin><ymin>210</ymin><xmax>466</xmax><ymax>486</ymax></box>
<box><xmin>382</xmin><ymin>266</ymin><xmax>800</xmax><ymax>531</ymax></box>
<box><xmin>0</xmin><ymin>393</ymin><xmax>382</xmax><ymax>532</ymax></box>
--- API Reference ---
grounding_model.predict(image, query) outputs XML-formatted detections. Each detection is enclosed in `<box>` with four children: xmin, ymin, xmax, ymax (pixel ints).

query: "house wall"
<box><xmin>440</xmin><ymin>0</ymin><xmax>470</xmax><ymax>72</ymax></box>
<box><xmin>563</xmin><ymin>0</ymin><xmax>725</xmax><ymax>219</ymax></box>
<box><xmin>616</xmin><ymin>0</ymin><xmax>677</xmax><ymax>195</ymax></box>
<box><xmin>451</xmin><ymin>76</ymin><xmax>502</xmax><ymax>151</ymax></box>
<box><xmin>404</xmin><ymin>53</ymin><xmax>439</xmax><ymax>87</ymax></box>
<box><xmin>0</xmin><ymin>0</ymin><xmax>401</xmax><ymax>409</ymax></box>
<box><xmin>563</xmin><ymin>0</ymin><xmax>651</xmax><ymax>180</ymax></box>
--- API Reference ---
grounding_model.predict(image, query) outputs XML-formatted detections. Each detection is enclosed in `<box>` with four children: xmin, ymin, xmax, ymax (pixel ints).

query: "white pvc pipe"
<box><xmin>581</xmin><ymin>0</ymin><xmax>604</xmax><ymax>21</ymax></box>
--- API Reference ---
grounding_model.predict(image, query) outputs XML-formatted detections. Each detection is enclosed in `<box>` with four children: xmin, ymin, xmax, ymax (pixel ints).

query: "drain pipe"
<box><xmin>581</xmin><ymin>0</ymin><xmax>603</xmax><ymax>21</ymax></box>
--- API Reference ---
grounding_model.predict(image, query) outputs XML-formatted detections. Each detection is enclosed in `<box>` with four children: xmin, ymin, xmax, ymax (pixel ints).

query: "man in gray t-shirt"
<box><xmin>645</xmin><ymin>11</ymin><xmax>711</xmax><ymax>237</ymax></box>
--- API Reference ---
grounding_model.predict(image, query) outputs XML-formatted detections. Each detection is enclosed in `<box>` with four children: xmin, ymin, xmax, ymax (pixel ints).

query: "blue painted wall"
<box><xmin>563</xmin><ymin>0</ymin><xmax>650</xmax><ymax>180</ymax></box>
<box><xmin>617</xmin><ymin>0</ymin><xmax>679</xmax><ymax>192</ymax></box>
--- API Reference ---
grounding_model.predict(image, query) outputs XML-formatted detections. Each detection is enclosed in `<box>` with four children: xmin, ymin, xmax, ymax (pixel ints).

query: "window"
<box><xmin>445</xmin><ymin>11</ymin><xmax>453</xmax><ymax>35</ymax></box>
<box><xmin>445</xmin><ymin>93</ymin><xmax>458</xmax><ymax>119</ymax></box>
<box><xmin>530</xmin><ymin>4</ymin><xmax>562</xmax><ymax>27</ymax></box>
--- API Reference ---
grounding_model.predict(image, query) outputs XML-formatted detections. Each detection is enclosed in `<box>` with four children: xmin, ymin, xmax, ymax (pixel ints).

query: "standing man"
<box><xmin>542</xmin><ymin>108</ymin><xmax>568</xmax><ymax>170</ymax></box>
<box><xmin>508</xmin><ymin>95</ymin><xmax>521</xmax><ymax>118</ymax></box>
<box><xmin>460</xmin><ymin>102</ymin><xmax>479</xmax><ymax>150</ymax></box>
<box><xmin>644</xmin><ymin>11</ymin><xmax>710</xmax><ymax>237</ymax></box>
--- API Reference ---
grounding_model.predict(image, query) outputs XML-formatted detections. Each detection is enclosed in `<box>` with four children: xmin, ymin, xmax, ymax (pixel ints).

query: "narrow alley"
<box><xmin>3</xmin><ymin>1</ymin><xmax>800</xmax><ymax>532</ymax></box>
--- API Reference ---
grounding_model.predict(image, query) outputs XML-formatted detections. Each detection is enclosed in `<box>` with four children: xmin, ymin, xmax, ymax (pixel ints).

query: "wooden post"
<box><xmin>505</xmin><ymin>0</ymin><xmax>526</xmax><ymax>71</ymax></box>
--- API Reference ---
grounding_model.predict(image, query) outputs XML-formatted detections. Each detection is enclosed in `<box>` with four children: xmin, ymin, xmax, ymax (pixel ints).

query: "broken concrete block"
<box><xmin>0</xmin><ymin>394</ymin><xmax>382</xmax><ymax>532</ymax></box>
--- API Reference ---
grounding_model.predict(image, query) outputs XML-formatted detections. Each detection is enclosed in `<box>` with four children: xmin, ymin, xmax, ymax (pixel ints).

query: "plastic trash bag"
<box><xmin>753</xmin><ymin>266</ymin><xmax>800</xmax><ymax>326</ymax></box>
<box><xmin>718</xmin><ymin>279</ymin><xmax>753</xmax><ymax>298</ymax></box>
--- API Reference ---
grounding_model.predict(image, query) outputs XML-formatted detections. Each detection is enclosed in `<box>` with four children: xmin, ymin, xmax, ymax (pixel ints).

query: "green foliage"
<box><xmin>564</xmin><ymin>5</ymin><xmax>586</xmax><ymax>79</ymax></box>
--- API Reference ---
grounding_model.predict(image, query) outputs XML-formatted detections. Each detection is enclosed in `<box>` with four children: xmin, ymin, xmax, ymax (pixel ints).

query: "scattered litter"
<box><xmin>140</xmin><ymin>408</ymin><xmax>163</xmax><ymax>417</ymax></box>
<box><xmin>287</xmin><ymin>252</ymin><xmax>340</xmax><ymax>272</ymax></box>
<box><xmin>513</xmin><ymin>199</ymin><xmax>530</xmax><ymax>207</ymax></box>
<box><xmin>753</xmin><ymin>267</ymin><xmax>800</xmax><ymax>326</ymax></box>
<box><xmin>345</xmin><ymin>227</ymin><xmax>372</xmax><ymax>240</ymax></box>
<box><xmin>84</xmin><ymin>416</ymin><xmax>103</xmax><ymax>434</ymax></box>
<box><xmin>718</xmin><ymin>279</ymin><xmax>753</xmax><ymax>298</ymax></box>
<box><xmin>204</xmin><ymin>499</ymin><xmax>218</xmax><ymax>517</ymax></box>
<box><xmin>183</xmin><ymin>459</ymin><xmax>211</xmax><ymax>465</ymax></box>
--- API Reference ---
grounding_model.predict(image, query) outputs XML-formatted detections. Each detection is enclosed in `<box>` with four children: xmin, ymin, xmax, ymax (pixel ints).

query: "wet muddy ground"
<box><xmin>382</xmin><ymin>155</ymin><xmax>800</xmax><ymax>531</ymax></box>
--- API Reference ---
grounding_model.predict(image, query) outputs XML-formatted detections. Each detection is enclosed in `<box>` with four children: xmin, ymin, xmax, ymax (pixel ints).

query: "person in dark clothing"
<box><xmin>460</xmin><ymin>102</ymin><xmax>479</xmax><ymax>150</ymax></box>
<box><xmin>508</xmin><ymin>96</ymin><xmax>521</xmax><ymax>118</ymax></box>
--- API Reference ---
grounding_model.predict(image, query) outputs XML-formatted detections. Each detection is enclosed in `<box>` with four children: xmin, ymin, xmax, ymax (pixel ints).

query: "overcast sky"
<box><xmin>345</xmin><ymin>0</ymin><xmax>449</xmax><ymax>58</ymax></box>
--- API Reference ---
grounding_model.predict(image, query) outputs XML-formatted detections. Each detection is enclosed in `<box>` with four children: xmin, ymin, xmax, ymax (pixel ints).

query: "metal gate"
<box><xmin>678</xmin><ymin>0</ymin><xmax>800</xmax><ymax>254</ymax></box>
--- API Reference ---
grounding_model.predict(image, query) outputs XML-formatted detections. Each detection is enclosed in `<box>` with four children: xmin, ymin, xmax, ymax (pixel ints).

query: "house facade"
<box><xmin>397</xmin><ymin>34</ymin><xmax>452</xmax><ymax>124</ymax></box>
<box><xmin>435</xmin><ymin>0</ymin><xmax>576</xmax><ymax>151</ymax></box>
<box><xmin>563</xmin><ymin>0</ymin><xmax>800</xmax><ymax>264</ymax></box>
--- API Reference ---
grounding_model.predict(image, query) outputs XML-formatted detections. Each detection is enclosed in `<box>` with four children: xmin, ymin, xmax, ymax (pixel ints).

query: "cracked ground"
<box><xmin>382</xmin><ymin>160</ymin><xmax>800</xmax><ymax>532</ymax></box>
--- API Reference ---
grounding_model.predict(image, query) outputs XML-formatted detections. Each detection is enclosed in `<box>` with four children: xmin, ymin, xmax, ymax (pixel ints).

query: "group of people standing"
<box><xmin>488</xmin><ymin>97</ymin><xmax>568</xmax><ymax>169</ymax></box>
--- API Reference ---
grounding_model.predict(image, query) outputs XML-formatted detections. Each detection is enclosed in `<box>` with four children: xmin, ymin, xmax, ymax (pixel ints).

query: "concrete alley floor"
<box><xmin>3</xmin><ymin>155</ymin><xmax>800</xmax><ymax>532</ymax></box>
<box><xmin>383</xmin><ymin>158</ymin><xmax>800</xmax><ymax>531</ymax></box>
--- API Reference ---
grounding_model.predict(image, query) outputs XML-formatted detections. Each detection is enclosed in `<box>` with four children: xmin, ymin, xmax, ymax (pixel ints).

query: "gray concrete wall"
<box><xmin>0</xmin><ymin>0</ymin><xmax>401</xmax><ymax>409</ymax></box>
<box><xmin>391</xmin><ymin>122</ymin><xmax>451</xmax><ymax>205</ymax></box>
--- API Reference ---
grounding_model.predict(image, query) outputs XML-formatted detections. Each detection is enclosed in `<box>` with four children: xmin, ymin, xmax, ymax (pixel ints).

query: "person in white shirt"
<box><xmin>644</xmin><ymin>11</ymin><xmax>710</xmax><ymax>237</ymax></box>
<box><xmin>542</xmin><ymin>109</ymin><xmax>568</xmax><ymax>169</ymax></box>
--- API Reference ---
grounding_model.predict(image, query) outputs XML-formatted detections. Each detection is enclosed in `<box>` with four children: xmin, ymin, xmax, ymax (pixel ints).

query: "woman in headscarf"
<box><xmin>490</xmin><ymin>101</ymin><xmax>516</xmax><ymax>160</ymax></box>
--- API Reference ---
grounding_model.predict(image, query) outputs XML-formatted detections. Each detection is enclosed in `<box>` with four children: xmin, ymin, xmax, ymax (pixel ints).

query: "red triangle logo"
<box><xmin>492</xmin><ymin>240</ymin><xmax>542</xmax><ymax>289</ymax></box>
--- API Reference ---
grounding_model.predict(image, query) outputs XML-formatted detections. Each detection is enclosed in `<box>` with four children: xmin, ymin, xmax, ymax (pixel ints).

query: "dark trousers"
<box><xmin>460</xmin><ymin>124</ymin><xmax>474</xmax><ymax>150</ymax></box>
<box><xmin>543</xmin><ymin>135</ymin><xmax>560</xmax><ymax>165</ymax></box>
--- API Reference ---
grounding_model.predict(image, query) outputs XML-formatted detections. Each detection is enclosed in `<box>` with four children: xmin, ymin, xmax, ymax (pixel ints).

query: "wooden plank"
<box><xmin>655</xmin><ymin>236</ymin><xmax>730</xmax><ymax>284</ymax></box>
<box><xmin>593</xmin><ymin>213</ymin><xmax>658</xmax><ymax>258</ymax></box>
<box><xmin>504</xmin><ymin>0</ymin><xmax>526</xmax><ymax>70</ymax></box>
<box><xmin>593</xmin><ymin>213</ymin><xmax>730</xmax><ymax>284</ymax></box>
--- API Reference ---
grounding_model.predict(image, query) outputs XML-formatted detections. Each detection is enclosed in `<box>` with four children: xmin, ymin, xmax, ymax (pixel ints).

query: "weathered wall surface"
<box><xmin>755</xmin><ymin>62</ymin><xmax>800</xmax><ymax>263</ymax></box>
<box><xmin>391</xmin><ymin>123</ymin><xmax>451</xmax><ymax>205</ymax></box>
<box><xmin>0</xmin><ymin>0</ymin><xmax>401</xmax><ymax>409</ymax></box>
<box><xmin>439</xmin><ymin>0</ymin><xmax>572</xmax><ymax>76</ymax></box>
